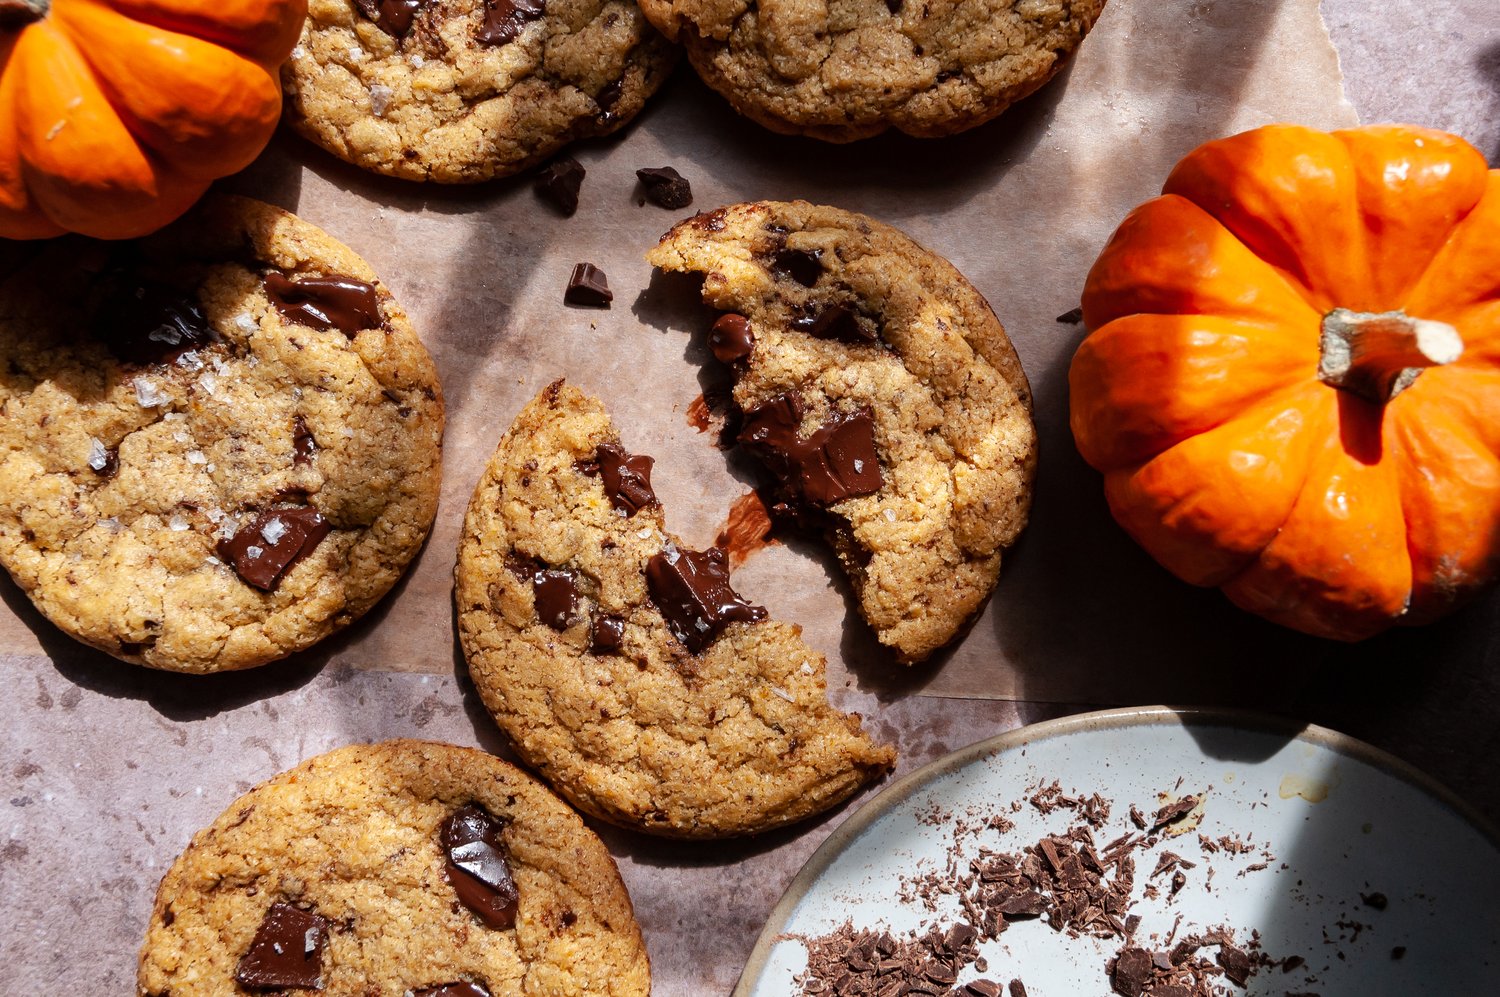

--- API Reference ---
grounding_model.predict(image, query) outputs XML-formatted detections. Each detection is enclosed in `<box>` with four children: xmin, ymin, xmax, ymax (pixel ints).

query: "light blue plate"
<box><xmin>735</xmin><ymin>707</ymin><xmax>1500</xmax><ymax>996</ymax></box>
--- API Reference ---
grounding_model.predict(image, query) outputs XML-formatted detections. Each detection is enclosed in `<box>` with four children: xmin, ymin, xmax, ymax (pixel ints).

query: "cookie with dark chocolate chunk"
<box><xmin>0</xmin><ymin>195</ymin><xmax>443</xmax><ymax>673</ymax></box>
<box><xmin>282</xmin><ymin>0</ymin><xmax>677</xmax><ymax>182</ymax></box>
<box><xmin>138</xmin><ymin>740</ymin><xmax>648</xmax><ymax>996</ymax></box>
<box><xmin>455</xmin><ymin>380</ymin><xmax>895</xmax><ymax>837</ymax></box>
<box><xmin>648</xmin><ymin>201</ymin><xmax>1037</xmax><ymax>663</ymax></box>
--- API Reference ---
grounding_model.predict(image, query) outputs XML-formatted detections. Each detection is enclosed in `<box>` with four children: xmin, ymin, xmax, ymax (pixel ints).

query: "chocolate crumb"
<box><xmin>1361</xmin><ymin>892</ymin><xmax>1388</xmax><ymax>911</ymax></box>
<box><xmin>564</xmin><ymin>263</ymin><xmax>612</xmax><ymax>307</ymax></box>
<box><xmin>1056</xmin><ymin>306</ymin><xmax>1084</xmax><ymax>323</ymax></box>
<box><xmin>636</xmin><ymin>167</ymin><xmax>693</xmax><ymax>209</ymax></box>
<box><xmin>536</xmin><ymin>157</ymin><xmax>585</xmax><ymax>215</ymax></box>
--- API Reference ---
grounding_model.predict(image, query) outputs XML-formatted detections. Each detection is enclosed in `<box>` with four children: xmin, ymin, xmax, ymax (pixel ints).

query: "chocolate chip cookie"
<box><xmin>0</xmin><ymin>195</ymin><xmax>444</xmax><ymax>673</ymax></box>
<box><xmin>637</xmin><ymin>0</ymin><xmax>1106</xmax><ymax>141</ymax></box>
<box><xmin>648</xmin><ymin>201</ymin><xmax>1036</xmax><ymax>662</ymax></box>
<box><xmin>137</xmin><ymin>739</ymin><xmax>649</xmax><ymax>996</ymax></box>
<box><xmin>282</xmin><ymin>0</ymin><xmax>678</xmax><ymax>182</ymax></box>
<box><xmin>455</xmin><ymin>380</ymin><xmax>895</xmax><ymax>838</ymax></box>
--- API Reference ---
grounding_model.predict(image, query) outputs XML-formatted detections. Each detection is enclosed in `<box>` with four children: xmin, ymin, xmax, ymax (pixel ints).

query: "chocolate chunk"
<box><xmin>1007</xmin><ymin>982</ymin><xmax>1028</xmax><ymax>997</ymax></box>
<box><xmin>476</xmin><ymin>0</ymin><xmax>545</xmax><ymax>46</ymax></box>
<box><xmin>1361</xmin><ymin>891</ymin><xmax>1388</xmax><ymax>910</ymax></box>
<box><xmin>102</xmin><ymin>278</ymin><xmax>214</xmax><ymax>365</ymax></box>
<box><xmin>646</xmin><ymin>544</ymin><xmax>766</xmax><ymax>653</ymax></box>
<box><xmin>791</xmin><ymin>303</ymin><xmax>875</xmax><ymax>343</ymax></box>
<box><xmin>1111</xmin><ymin>947</ymin><xmax>1153</xmax><ymax>997</ymax></box>
<box><xmin>595</xmin><ymin>79</ymin><xmax>623</xmax><ymax>122</ymax></box>
<box><xmin>292</xmin><ymin>415</ymin><xmax>316</xmax><ymax>464</ymax></box>
<box><xmin>217</xmin><ymin>507</ymin><xmax>331</xmax><ymax>592</ymax></box>
<box><xmin>536</xmin><ymin>157</ymin><xmax>585</xmax><ymax>215</ymax></box>
<box><xmin>564</xmin><ymin>263</ymin><xmax>612</xmax><ymax>307</ymax></box>
<box><xmin>1215</xmin><ymin>942</ymin><xmax>1252</xmax><ymax>986</ymax></box>
<box><xmin>264</xmin><ymin>272</ymin><xmax>382</xmax><ymax>335</ymax></box>
<box><xmin>504</xmin><ymin>552</ymin><xmax>537</xmax><ymax>581</ymax></box>
<box><xmin>708</xmin><ymin>313</ymin><xmax>755</xmax><ymax>364</ymax></box>
<box><xmin>963</xmin><ymin>982</ymin><xmax>1002</xmax><ymax>997</ymax></box>
<box><xmin>441</xmin><ymin>804</ymin><xmax>519</xmax><ymax>930</ymax></box>
<box><xmin>771</xmin><ymin>247</ymin><xmax>823</xmax><ymax>287</ymax></box>
<box><xmin>589</xmin><ymin>613</ymin><xmax>625</xmax><ymax>655</ymax></box>
<box><xmin>578</xmin><ymin>442</ymin><xmax>656</xmax><ymax>514</ymax></box>
<box><xmin>885</xmin><ymin>0</ymin><xmax>902</xmax><ymax>11</ymax></box>
<box><xmin>636</xmin><ymin>167</ymin><xmax>693</xmax><ymax>209</ymax></box>
<box><xmin>354</xmin><ymin>0</ymin><xmax>424</xmax><ymax>36</ymax></box>
<box><xmin>1391</xmin><ymin>946</ymin><xmax>1406</xmax><ymax>960</ymax></box>
<box><xmin>738</xmin><ymin>393</ymin><xmax>883</xmax><ymax>505</ymax></box>
<box><xmin>1056</xmin><ymin>306</ymin><xmax>1084</xmax><ymax>324</ymax></box>
<box><xmin>412</xmin><ymin>984</ymin><xmax>491</xmax><ymax>997</ymax></box>
<box><xmin>235</xmin><ymin>901</ymin><xmax>329</xmax><ymax>990</ymax></box>
<box><xmin>531</xmin><ymin>568</ymin><xmax>579</xmax><ymax>630</ymax></box>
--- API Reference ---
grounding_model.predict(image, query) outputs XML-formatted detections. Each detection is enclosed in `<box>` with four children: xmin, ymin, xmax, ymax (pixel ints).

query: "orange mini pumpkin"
<box><xmin>1070</xmin><ymin>124</ymin><xmax>1500</xmax><ymax>642</ymax></box>
<box><xmin>0</xmin><ymin>0</ymin><xmax>304</xmax><ymax>239</ymax></box>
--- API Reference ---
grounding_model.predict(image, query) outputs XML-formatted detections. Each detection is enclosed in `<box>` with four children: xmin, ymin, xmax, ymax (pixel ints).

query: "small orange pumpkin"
<box><xmin>1070</xmin><ymin>124</ymin><xmax>1500</xmax><ymax>641</ymax></box>
<box><xmin>0</xmin><ymin>0</ymin><xmax>305</xmax><ymax>239</ymax></box>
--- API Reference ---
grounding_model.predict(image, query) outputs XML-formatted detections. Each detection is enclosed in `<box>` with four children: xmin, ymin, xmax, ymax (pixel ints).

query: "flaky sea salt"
<box><xmin>260</xmin><ymin>518</ymin><xmax>288</xmax><ymax>545</ymax></box>
<box><xmin>347</xmin><ymin>47</ymin><xmax>363</xmax><ymax>62</ymax></box>
<box><xmin>800</xmin><ymin>661</ymin><xmax>814</xmax><ymax>675</ymax></box>
<box><xmin>233</xmin><ymin>313</ymin><xmax>257</xmax><ymax>335</ymax></box>
<box><xmin>133</xmin><ymin>377</ymin><xmax>169</xmax><ymax>408</ymax></box>
<box><xmin>291</xmin><ymin>45</ymin><xmax>306</xmax><ymax>60</ymax></box>
<box><xmin>369</xmin><ymin>84</ymin><xmax>394</xmax><ymax>117</ymax></box>
<box><xmin>196</xmin><ymin>371</ymin><xmax>218</xmax><ymax>396</ymax></box>
<box><xmin>176</xmin><ymin>349</ymin><xmax>203</xmax><ymax>372</ymax></box>
<box><xmin>205</xmin><ymin>554</ymin><xmax>223</xmax><ymax>567</ymax></box>
<box><xmin>168</xmin><ymin>515</ymin><xmax>190</xmax><ymax>532</ymax></box>
<box><xmin>186</xmin><ymin>451</ymin><xmax>207</xmax><ymax>465</ymax></box>
<box><xmin>770</xmin><ymin>685</ymin><xmax>795</xmax><ymax>703</ymax></box>
<box><xmin>173</xmin><ymin>431</ymin><xmax>191</xmax><ymax>444</ymax></box>
<box><xmin>410</xmin><ymin>54</ymin><xmax>425</xmax><ymax>68</ymax></box>
<box><xmin>99</xmin><ymin>518</ymin><xmax>121</xmax><ymax>534</ymax></box>
<box><xmin>853</xmin><ymin>459</ymin><xmax>865</xmax><ymax>473</ymax></box>
<box><xmin>636</xmin><ymin>528</ymin><xmax>653</xmax><ymax>540</ymax></box>
<box><xmin>246</xmin><ymin>544</ymin><xmax>264</xmax><ymax>559</ymax></box>
<box><xmin>86</xmin><ymin>437</ymin><xmax>108</xmax><ymax>471</ymax></box>
<box><xmin>341</xmin><ymin>427</ymin><xmax>355</xmax><ymax>439</ymax></box>
<box><xmin>883</xmin><ymin>508</ymin><xmax>896</xmax><ymax>522</ymax></box>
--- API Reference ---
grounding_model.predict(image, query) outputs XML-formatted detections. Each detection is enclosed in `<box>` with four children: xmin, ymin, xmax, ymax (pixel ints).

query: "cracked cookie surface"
<box><xmin>648</xmin><ymin>200</ymin><xmax>1037</xmax><ymax>662</ymax></box>
<box><xmin>137</xmin><ymin>739</ymin><xmax>649</xmax><ymax>997</ymax></box>
<box><xmin>283</xmin><ymin>0</ymin><xmax>679</xmax><ymax>182</ymax></box>
<box><xmin>0</xmin><ymin>195</ymin><xmax>443</xmax><ymax>673</ymax></box>
<box><xmin>637</xmin><ymin>0</ymin><xmax>1106</xmax><ymax>141</ymax></box>
<box><xmin>455</xmin><ymin>381</ymin><xmax>895</xmax><ymax>838</ymax></box>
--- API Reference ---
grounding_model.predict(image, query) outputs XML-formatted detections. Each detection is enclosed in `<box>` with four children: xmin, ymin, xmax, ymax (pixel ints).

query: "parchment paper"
<box><xmin>8</xmin><ymin>3</ymin><xmax>1500</xmax><ymax>996</ymax></box>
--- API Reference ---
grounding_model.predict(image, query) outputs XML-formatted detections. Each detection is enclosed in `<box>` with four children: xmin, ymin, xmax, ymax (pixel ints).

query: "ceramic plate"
<box><xmin>736</xmin><ymin>707</ymin><xmax>1500</xmax><ymax>995</ymax></box>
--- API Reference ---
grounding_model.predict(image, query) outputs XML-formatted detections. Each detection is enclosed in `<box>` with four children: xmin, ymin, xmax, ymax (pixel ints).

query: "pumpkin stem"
<box><xmin>1318</xmin><ymin>308</ymin><xmax>1463</xmax><ymax>404</ymax></box>
<box><xmin>0</xmin><ymin>0</ymin><xmax>47</xmax><ymax>27</ymax></box>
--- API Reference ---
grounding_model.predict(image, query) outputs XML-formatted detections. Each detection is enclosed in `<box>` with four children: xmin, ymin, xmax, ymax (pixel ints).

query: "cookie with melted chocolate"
<box><xmin>281</xmin><ymin>0</ymin><xmax>677</xmax><ymax>183</ymax></box>
<box><xmin>138</xmin><ymin>740</ymin><xmax>648</xmax><ymax>996</ymax></box>
<box><xmin>456</xmin><ymin>381</ymin><xmax>894</xmax><ymax>838</ymax></box>
<box><xmin>649</xmin><ymin>200</ymin><xmax>1037</xmax><ymax>663</ymax></box>
<box><xmin>0</xmin><ymin>195</ymin><xmax>443</xmax><ymax>673</ymax></box>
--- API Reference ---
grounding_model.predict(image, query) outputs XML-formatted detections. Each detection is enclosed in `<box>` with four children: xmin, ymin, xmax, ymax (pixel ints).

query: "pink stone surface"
<box><xmin>3</xmin><ymin>3</ymin><xmax>1499</xmax><ymax>995</ymax></box>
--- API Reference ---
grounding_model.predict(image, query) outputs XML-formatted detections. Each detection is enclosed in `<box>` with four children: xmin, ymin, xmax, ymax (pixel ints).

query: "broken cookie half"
<box><xmin>647</xmin><ymin>201</ymin><xmax>1037</xmax><ymax>663</ymax></box>
<box><xmin>455</xmin><ymin>381</ymin><xmax>895</xmax><ymax>838</ymax></box>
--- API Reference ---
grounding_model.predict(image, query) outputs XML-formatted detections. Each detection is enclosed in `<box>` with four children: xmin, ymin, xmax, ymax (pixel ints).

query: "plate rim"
<box><xmin>731</xmin><ymin>703</ymin><xmax>1500</xmax><ymax>996</ymax></box>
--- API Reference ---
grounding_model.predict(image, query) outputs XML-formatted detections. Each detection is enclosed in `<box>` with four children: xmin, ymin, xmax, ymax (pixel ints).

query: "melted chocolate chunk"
<box><xmin>771</xmin><ymin>247</ymin><xmax>823</xmax><ymax>287</ymax></box>
<box><xmin>646</xmin><ymin>545</ymin><xmax>766</xmax><ymax>653</ymax></box>
<box><xmin>101</xmin><ymin>278</ymin><xmax>214</xmax><ymax>365</ymax></box>
<box><xmin>292</xmin><ymin>415</ymin><xmax>317</xmax><ymax>464</ymax></box>
<box><xmin>564</xmin><ymin>263</ymin><xmax>612</xmax><ymax>307</ymax></box>
<box><xmin>536</xmin><ymin>157</ymin><xmax>585</xmax><ymax>215</ymax></box>
<box><xmin>578</xmin><ymin>442</ymin><xmax>656</xmax><ymax>515</ymax></box>
<box><xmin>354</xmin><ymin>0</ymin><xmax>424</xmax><ymax>36</ymax></box>
<box><xmin>264</xmin><ymin>272</ymin><xmax>381</xmax><ymax>335</ymax></box>
<box><xmin>885</xmin><ymin>0</ymin><xmax>903</xmax><ymax>11</ymax></box>
<box><xmin>636</xmin><ymin>167</ymin><xmax>693</xmax><ymax>209</ymax></box>
<box><xmin>441</xmin><ymin>805</ymin><xmax>519</xmax><ymax>930</ymax></box>
<box><xmin>791</xmin><ymin>303</ymin><xmax>874</xmax><ymax>343</ymax></box>
<box><xmin>235</xmin><ymin>901</ymin><xmax>329</xmax><ymax>990</ymax></box>
<box><xmin>476</xmin><ymin>0</ymin><xmax>545</xmax><ymax>46</ymax></box>
<box><xmin>531</xmin><ymin>568</ymin><xmax>579</xmax><ymax>630</ymax></box>
<box><xmin>412</xmin><ymin>985</ymin><xmax>491</xmax><ymax>997</ymax></box>
<box><xmin>708</xmin><ymin>314</ymin><xmax>755</xmax><ymax>364</ymax></box>
<box><xmin>595</xmin><ymin>79</ymin><xmax>623</xmax><ymax>122</ymax></box>
<box><xmin>738</xmin><ymin>393</ymin><xmax>882</xmax><ymax>505</ymax></box>
<box><xmin>217</xmin><ymin>507</ymin><xmax>331</xmax><ymax>592</ymax></box>
<box><xmin>589</xmin><ymin>613</ymin><xmax>625</xmax><ymax>655</ymax></box>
